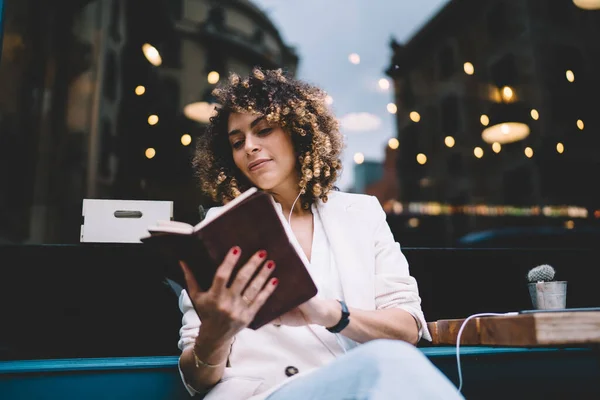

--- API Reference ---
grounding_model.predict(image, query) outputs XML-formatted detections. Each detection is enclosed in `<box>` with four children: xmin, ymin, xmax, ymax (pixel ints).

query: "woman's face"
<box><xmin>227</xmin><ymin>112</ymin><xmax>298</xmax><ymax>192</ymax></box>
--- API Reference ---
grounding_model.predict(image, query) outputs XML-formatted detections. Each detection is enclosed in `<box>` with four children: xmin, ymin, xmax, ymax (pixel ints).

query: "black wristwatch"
<box><xmin>326</xmin><ymin>300</ymin><xmax>350</xmax><ymax>333</ymax></box>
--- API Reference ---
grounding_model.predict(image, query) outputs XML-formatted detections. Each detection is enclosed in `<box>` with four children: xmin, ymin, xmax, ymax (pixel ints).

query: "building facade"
<box><xmin>387</xmin><ymin>0</ymin><xmax>600</xmax><ymax>209</ymax></box>
<box><xmin>381</xmin><ymin>0</ymin><xmax>600</xmax><ymax>244</ymax></box>
<box><xmin>0</xmin><ymin>0</ymin><xmax>298</xmax><ymax>243</ymax></box>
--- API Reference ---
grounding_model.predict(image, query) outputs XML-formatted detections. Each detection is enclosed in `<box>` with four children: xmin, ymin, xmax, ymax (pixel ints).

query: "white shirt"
<box><xmin>305</xmin><ymin>204</ymin><xmax>358</xmax><ymax>353</ymax></box>
<box><xmin>276</xmin><ymin>201</ymin><xmax>357</xmax><ymax>354</ymax></box>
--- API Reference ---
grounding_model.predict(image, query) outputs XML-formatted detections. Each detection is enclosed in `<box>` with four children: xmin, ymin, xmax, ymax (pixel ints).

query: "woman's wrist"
<box><xmin>194</xmin><ymin>327</ymin><xmax>234</xmax><ymax>365</ymax></box>
<box><xmin>313</xmin><ymin>298</ymin><xmax>342</xmax><ymax>327</ymax></box>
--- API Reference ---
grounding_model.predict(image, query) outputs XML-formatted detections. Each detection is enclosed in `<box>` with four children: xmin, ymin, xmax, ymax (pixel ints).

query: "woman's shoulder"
<box><xmin>323</xmin><ymin>190</ymin><xmax>380</xmax><ymax>210</ymax></box>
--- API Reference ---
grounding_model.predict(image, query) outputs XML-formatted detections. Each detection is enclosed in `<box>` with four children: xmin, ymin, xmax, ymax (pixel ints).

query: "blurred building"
<box><xmin>362</xmin><ymin>145</ymin><xmax>400</xmax><ymax>204</ymax></box>
<box><xmin>0</xmin><ymin>0</ymin><xmax>298</xmax><ymax>243</ymax></box>
<box><xmin>383</xmin><ymin>0</ymin><xmax>600</xmax><ymax>243</ymax></box>
<box><xmin>352</xmin><ymin>160</ymin><xmax>382</xmax><ymax>194</ymax></box>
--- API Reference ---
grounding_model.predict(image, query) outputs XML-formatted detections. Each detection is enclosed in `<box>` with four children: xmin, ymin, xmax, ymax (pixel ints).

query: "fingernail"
<box><xmin>266</xmin><ymin>261</ymin><xmax>275</xmax><ymax>269</ymax></box>
<box><xmin>258</xmin><ymin>250</ymin><xmax>267</xmax><ymax>259</ymax></box>
<box><xmin>232</xmin><ymin>246</ymin><xmax>240</xmax><ymax>255</ymax></box>
<box><xmin>272</xmin><ymin>278</ymin><xmax>278</xmax><ymax>285</ymax></box>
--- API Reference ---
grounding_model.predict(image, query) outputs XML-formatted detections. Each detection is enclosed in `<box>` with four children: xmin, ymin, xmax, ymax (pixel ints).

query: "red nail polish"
<box><xmin>266</xmin><ymin>261</ymin><xmax>275</xmax><ymax>269</ymax></box>
<box><xmin>272</xmin><ymin>278</ymin><xmax>278</xmax><ymax>285</ymax></box>
<box><xmin>232</xmin><ymin>247</ymin><xmax>240</xmax><ymax>255</ymax></box>
<box><xmin>258</xmin><ymin>250</ymin><xmax>267</xmax><ymax>259</ymax></box>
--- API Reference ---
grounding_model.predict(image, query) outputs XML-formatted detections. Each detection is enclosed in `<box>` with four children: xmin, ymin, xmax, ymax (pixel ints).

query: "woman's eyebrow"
<box><xmin>228</xmin><ymin>117</ymin><xmax>265</xmax><ymax>136</ymax></box>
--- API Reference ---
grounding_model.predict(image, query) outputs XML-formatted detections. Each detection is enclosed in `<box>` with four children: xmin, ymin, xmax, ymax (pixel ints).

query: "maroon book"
<box><xmin>141</xmin><ymin>188</ymin><xmax>318</xmax><ymax>330</ymax></box>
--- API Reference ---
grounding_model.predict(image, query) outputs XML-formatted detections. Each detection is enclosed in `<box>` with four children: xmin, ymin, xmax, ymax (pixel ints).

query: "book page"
<box><xmin>192</xmin><ymin>187</ymin><xmax>258</xmax><ymax>232</ymax></box>
<box><xmin>145</xmin><ymin>219</ymin><xmax>194</xmax><ymax>235</ymax></box>
<box><xmin>147</xmin><ymin>224</ymin><xmax>194</xmax><ymax>235</ymax></box>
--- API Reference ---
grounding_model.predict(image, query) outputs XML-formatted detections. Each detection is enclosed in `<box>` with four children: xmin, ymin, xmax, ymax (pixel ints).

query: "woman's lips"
<box><xmin>249</xmin><ymin>159</ymin><xmax>271</xmax><ymax>171</ymax></box>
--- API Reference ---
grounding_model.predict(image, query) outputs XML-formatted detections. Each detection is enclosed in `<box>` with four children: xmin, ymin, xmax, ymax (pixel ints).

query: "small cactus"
<box><xmin>527</xmin><ymin>264</ymin><xmax>555</xmax><ymax>283</ymax></box>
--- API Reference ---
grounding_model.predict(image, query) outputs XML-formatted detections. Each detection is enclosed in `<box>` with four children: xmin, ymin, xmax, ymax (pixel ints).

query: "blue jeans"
<box><xmin>266</xmin><ymin>339</ymin><xmax>464</xmax><ymax>400</ymax></box>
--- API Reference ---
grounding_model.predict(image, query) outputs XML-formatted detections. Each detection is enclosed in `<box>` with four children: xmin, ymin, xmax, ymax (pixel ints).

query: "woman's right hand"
<box><xmin>179</xmin><ymin>246</ymin><xmax>278</xmax><ymax>345</ymax></box>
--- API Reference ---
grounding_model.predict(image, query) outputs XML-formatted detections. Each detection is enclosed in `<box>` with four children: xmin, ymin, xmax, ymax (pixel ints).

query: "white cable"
<box><xmin>288</xmin><ymin>191</ymin><xmax>302</xmax><ymax>225</ymax></box>
<box><xmin>455</xmin><ymin>312</ymin><xmax>518</xmax><ymax>393</ymax></box>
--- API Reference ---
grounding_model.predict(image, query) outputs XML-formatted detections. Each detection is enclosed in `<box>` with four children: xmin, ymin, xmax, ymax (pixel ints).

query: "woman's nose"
<box><xmin>244</xmin><ymin>137</ymin><xmax>260</xmax><ymax>154</ymax></box>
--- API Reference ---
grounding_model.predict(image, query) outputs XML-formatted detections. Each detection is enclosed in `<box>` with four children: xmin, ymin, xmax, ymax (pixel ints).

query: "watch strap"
<box><xmin>326</xmin><ymin>300</ymin><xmax>350</xmax><ymax>333</ymax></box>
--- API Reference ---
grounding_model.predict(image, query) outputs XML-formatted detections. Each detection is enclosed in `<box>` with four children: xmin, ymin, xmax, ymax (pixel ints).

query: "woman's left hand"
<box><xmin>272</xmin><ymin>296</ymin><xmax>340</xmax><ymax>327</ymax></box>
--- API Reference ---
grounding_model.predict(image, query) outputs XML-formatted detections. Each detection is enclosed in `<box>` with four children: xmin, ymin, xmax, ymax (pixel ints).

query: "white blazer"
<box><xmin>178</xmin><ymin>191</ymin><xmax>432</xmax><ymax>399</ymax></box>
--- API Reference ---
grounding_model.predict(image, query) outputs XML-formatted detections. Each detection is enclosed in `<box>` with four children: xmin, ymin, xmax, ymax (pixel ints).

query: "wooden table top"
<box><xmin>427</xmin><ymin>310</ymin><xmax>600</xmax><ymax>346</ymax></box>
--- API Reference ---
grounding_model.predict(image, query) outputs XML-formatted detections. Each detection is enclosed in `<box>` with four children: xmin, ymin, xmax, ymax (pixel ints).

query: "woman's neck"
<box><xmin>269</xmin><ymin>185</ymin><xmax>309</xmax><ymax>218</ymax></box>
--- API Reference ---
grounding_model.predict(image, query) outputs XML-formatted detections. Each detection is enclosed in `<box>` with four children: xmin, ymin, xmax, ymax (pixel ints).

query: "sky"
<box><xmin>251</xmin><ymin>0</ymin><xmax>451</xmax><ymax>190</ymax></box>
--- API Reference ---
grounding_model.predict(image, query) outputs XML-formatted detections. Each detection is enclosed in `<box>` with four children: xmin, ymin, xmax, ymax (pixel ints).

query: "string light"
<box><xmin>388</xmin><ymin>138</ymin><xmax>399</xmax><ymax>150</ymax></box>
<box><xmin>444</xmin><ymin>136</ymin><xmax>455</xmax><ymax>148</ymax></box>
<box><xmin>501</xmin><ymin>86</ymin><xmax>514</xmax><ymax>102</ymax></box>
<box><xmin>142</xmin><ymin>43</ymin><xmax>162</xmax><ymax>66</ymax></box>
<box><xmin>353</xmin><ymin>152</ymin><xmax>365</xmax><ymax>164</ymax></box>
<box><xmin>577</xmin><ymin>119</ymin><xmax>584</xmax><ymax>130</ymax></box>
<box><xmin>492</xmin><ymin>142</ymin><xmax>501</xmax><ymax>153</ymax></box>
<box><xmin>416</xmin><ymin>153</ymin><xmax>427</xmax><ymax>165</ymax></box>
<box><xmin>181</xmin><ymin>134</ymin><xmax>192</xmax><ymax>146</ymax></box>
<box><xmin>480</xmin><ymin>114</ymin><xmax>489</xmax><ymax>126</ymax></box>
<box><xmin>207</xmin><ymin>71</ymin><xmax>220</xmax><ymax>84</ymax></box>
<box><xmin>409</xmin><ymin>111</ymin><xmax>421</xmax><ymax>122</ymax></box>
<box><xmin>387</xmin><ymin>103</ymin><xmax>397</xmax><ymax>114</ymax></box>
<box><xmin>348</xmin><ymin>53</ymin><xmax>360</xmax><ymax>64</ymax></box>
<box><xmin>565</xmin><ymin>220</ymin><xmax>575</xmax><ymax>229</ymax></box>
<box><xmin>566</xmin><ymin>70</ymin><xmax>575</xmax><ymax>83</ymax></box>
<box><xmin>463</xmin><ymin>62</ymin><xmax>475</xmax><ymax>75</ymax></box>
<box><xmin>525</xmin><ymin>147</ymin><xmax>534</xmax><ymax>158</ymax></box>
<box><xmin>145</xmin><ymin>148</ymin><xmax>156</xmax><ymax>159</ymax></box>
<box><xmin>135</xmin><ymin>85</ymin><xmax>146</xmax><ymax>95</ymax></box>
<box><xmin>148</xmin><ymin>115</ymin><xmax>159</xmax><ymax>125</ymax></box>
<box><xmin>378</xmin><ymin>78</ymin><xmax>390</xmax><ymax>90</ymax></box>
<box><xmin>556</xmin><ymin>142</ymin><xmax>564</xmax><ymax>154</ymax></box>
<box><xmin>530</xmin><ymin>109</ymin><xmax>539</xmax><ymax>120</ymax></box>
<box><xmin>474</xmin><ymin>147</ymin><xmax>483</xmax><ymax>158</ymax></box>
<box><xmin>383</xmin><ymin>200</ymin><xmax>589</xmax><ymax>219</ymax></box>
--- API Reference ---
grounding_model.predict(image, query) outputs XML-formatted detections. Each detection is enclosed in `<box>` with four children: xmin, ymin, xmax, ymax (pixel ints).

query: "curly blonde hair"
<box><xmin>192</xmin><ymin>67</ymin><xmax>344</xmax><ymax>208</ymax></box>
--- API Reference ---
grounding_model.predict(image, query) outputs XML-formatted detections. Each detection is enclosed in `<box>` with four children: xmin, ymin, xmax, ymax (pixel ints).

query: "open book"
<box><xmin>140</xmin><ymin>187</ymin><xmax>318</xmax><ymax>330</ymax></box>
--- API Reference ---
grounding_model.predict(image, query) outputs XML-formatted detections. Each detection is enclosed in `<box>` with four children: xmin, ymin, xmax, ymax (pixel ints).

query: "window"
<box><xmin>168</xmin><ymin>0</ymin><xmax>183</xmax><ymax>21</ymax></box>
<box><xmin>551</xmin><ymin>45</ymin><xmax>584</xmax><ymax>86</ymax></box>
<box><xmin>447</xmin><ymin>153</ymin><xmax>463</xmax><ymax>176</ymax></box>
<box><xmin>490</xmin><ymin>53</ymin><xmax>518</xmax><ymax>87</ymax></box>
<box><xmin>503</xmin><ymin>165</ymin><xmax>532</xmax><ymax>205</ymax></box>
<box><xmin>547</xmin><ymin>0</ymin><xmax>573</xmax><ymax>27</ymax></box>
<box><xmin>207</xmin><ymin>6</ymin><xmax>225</xmax><ymax>30</ymax></box>
<box><xmin>402</xmin><ymin>77</ymin><xmax>416</xmax><ymax>109</ymax></box>
<box><xmin>252</xmin><ymin>28</ymin><xmax>265</xmax><ymax>44</ymax></box>
<box><xmin>109</xmin><ymin>0</ymin><xmax>121</xmax><ymax>42</ymax></box>
<box><xmin>103</xmin><ymin>51</ymin><xmax>117</xmax><ymax>102</ymax></box>
<box><xmin>99</xmin><ymin>118</ymin><xmax>114</xmax><ymax>179</ymax></box>
<box><xmin>487</xmin><ymin>2</ymin><xmax>508</xmax><ymax>42</ymax></box>
<box><xmin>440</xmin><ymin>95</ymin><xmax>460</xmax><ymax>136</ymax></box>
<box><xmin>400</xmin><ymin>124</ymin><xmax>419</xmax><ymax>163</ymax></box>
<box><xmin>548</xmin><ymin>46</ymin><xmax>586</xmax><ymax>124</ymax></box>
<box><xmin>160</xmin><ymin>77</ymin><xmax>181</xmax><ymax>116</ymax></box>
<box><xmin>206</xmin><ymin>47</ymin><xmax>226</xmax><ymax>76</ymax></box>
<box><xmin>438</xmin><ymin>45</ymin><xmax>456</xmax><ymax>80</ymax></box>
<box><xmin>161</xmin><ymin>36</ymin><xmax>182</xmax><ymax>68</ymax></box>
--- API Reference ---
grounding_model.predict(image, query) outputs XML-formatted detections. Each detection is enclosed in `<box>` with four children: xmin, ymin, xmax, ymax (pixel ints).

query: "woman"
<box><xmin>178</xmin><ymin>68</ymin><xmax>463</xmax><ymax>399</ymax></box>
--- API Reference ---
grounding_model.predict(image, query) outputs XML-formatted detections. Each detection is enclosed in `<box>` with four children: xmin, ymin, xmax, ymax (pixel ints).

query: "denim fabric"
<box><xmin>266</xmin><ymin>339</ymin><xmax>464</xmax><ymax>400</ymax></box>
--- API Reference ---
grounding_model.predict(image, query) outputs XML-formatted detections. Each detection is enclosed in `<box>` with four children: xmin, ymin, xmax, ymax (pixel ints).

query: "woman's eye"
<box><xmin>258</xmin><ymin>128</ymin><xmax>272</xmax><ymax>135</ymax></box>
<box><xmin>232</xmin><ymin>140</ymin><xmax>243</xmax><ymax>149</ymax></box>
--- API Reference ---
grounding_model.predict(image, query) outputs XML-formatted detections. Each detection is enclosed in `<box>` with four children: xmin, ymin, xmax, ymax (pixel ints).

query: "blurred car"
<box><xmin>456</xmin><ymin>226</ymin><xmax>600</xmax><ymax>248</ymax></box>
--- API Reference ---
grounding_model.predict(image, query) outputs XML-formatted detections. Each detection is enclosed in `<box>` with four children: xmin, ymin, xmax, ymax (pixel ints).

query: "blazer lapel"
<box><xmin>315</xmin><ymin>195</ymin><xmax>375</xmax><ymax>310</ymax></box>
